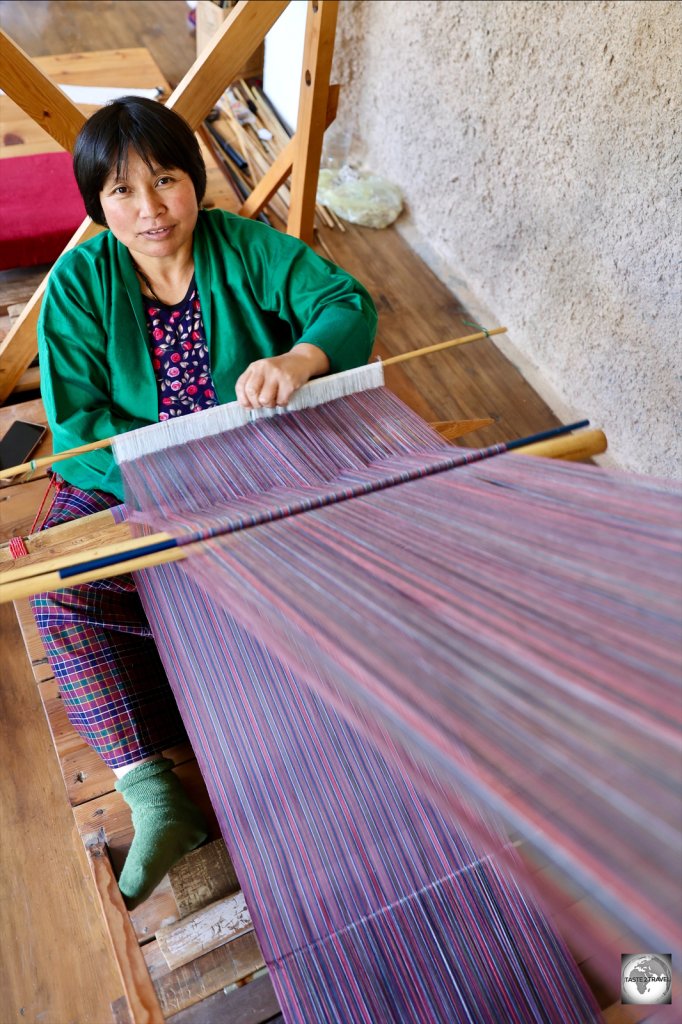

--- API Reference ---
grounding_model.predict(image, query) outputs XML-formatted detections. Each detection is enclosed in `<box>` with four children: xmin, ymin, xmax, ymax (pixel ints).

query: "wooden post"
<box><xmin>86</xmin><ymin>841</ymin><xmax>165</xmax><ymax>1024</ymax></box>
<box><xmin>0</xmin><ymin>30</ymin><xmax>86</xmax><ymax>150</ymax></box>
<box><xmin>287</xmin><ymin>1</ymin><xmax>339</xmax><ymax>244</ymax></box>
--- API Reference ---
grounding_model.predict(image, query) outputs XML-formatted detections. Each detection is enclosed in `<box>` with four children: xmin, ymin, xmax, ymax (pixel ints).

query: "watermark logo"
<box><xmin>621</xmin><ymin>954</ymin><xmax>672</xmax><ymax>1005</ymax></box>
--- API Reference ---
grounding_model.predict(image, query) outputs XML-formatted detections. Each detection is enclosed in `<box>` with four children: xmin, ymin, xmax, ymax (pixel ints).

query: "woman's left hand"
<box><xmin>235</xmin><ymin>344</ymin><xmax>330</xmax><ymax>409</ymax></box>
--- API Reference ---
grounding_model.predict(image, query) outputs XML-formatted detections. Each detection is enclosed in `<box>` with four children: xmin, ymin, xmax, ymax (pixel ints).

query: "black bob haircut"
<box><xmin>73</xmin><ymin>96</ymin><xmax>207</xmax><ymax>225</ymax></box>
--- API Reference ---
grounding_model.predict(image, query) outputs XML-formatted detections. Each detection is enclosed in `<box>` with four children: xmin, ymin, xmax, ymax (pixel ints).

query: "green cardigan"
<box><xmin>38</xmin><ymin>209</ymin><xmax>377</xmax><ymax>500</ymax></box>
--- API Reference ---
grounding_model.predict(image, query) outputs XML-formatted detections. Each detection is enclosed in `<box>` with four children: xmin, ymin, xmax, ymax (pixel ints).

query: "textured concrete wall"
<box><xmin>332</xmin><ymin>0</ymin><xmax>681</xmax><ymax>477</ymax></box>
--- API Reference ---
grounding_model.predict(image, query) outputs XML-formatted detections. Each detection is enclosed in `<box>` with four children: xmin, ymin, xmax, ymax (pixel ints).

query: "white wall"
<box><xmin>263</xmin><ymin>0</ymin><xmax>308</xmax><ymax>133</ymax></box>
<box><xmin>328</xmin><ymin>0</ymin><xmax>681</xmax><ymax>478</ymax></box>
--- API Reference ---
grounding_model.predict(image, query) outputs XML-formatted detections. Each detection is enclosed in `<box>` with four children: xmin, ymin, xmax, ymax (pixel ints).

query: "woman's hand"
<box><xmin>235</xmin><ymin>344</ymin><xmax>330</xmax><ymax>409</ymax></box>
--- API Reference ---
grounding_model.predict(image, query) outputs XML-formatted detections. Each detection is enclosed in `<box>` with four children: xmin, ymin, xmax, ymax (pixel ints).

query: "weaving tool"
<box><xmin>0</xmin><ymin>360</ymin><xmax>601</xmax><ymax>595</ymax></box>
<box><xmin>0</xmin><ymin>325</ymin><xmax>510</xmax><ymax>484</ymax></box>
<box><xmin>45</xmin><ymin>367</ymin><xmax>671</xmax><ymax>1022</ymax></box>
<box><xmin>2</xmin><ymin>365</ymin><xmax>678</xmax><ymax>1018</ymax></box>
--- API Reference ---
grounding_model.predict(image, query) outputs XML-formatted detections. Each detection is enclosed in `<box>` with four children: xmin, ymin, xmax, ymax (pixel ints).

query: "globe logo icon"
<box><xmin>621</xmin><ymin>954</ymin><xmax>672</xmax><ymax>1005</ymax></box>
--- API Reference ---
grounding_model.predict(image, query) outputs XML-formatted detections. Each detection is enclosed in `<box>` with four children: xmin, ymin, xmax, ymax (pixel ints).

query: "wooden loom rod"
<box><xmin>513</xmin><ymin>428</ymin><xmax>607</xmax><ymax>462</ymax></box>
<box><xmin>0</xmin><ymin>424</ymin><xmax>605</xmax><ymax>601</ymax></box>
<box><xmin>382</xmin><ymin>326</ymin><xmax>506</xmax><ymax>365</ymax></box>
<box><xmin>0</xmin><ymin>328</ymin><xmax>506</xmax><ymax>482</ymax></box>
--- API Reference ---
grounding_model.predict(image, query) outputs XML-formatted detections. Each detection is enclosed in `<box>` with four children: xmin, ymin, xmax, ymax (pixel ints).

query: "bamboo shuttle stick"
<box><xmin>219</xmin><ymin>102</ymin><xmax>294</xmax><ymax>225</ymax></box>
<box><xmin>0</xmin><ymin>434</ymin><xmax>114</xmax><ymax>480</ymax></box>
<box><xmin>245</xmin><ymin>83</ymin><xmax>292</xmax><ymax>150</ymax></box>
<box><xmin>0</xmin><ymin>546</ymin><xmax>188</xmax><ymax>601</ymax></box>
<box><xmin>323</xmin><ymin>204</ymin><xmax>347</xmax><ymax>232</ymax></box>
<box><xmin>383</xmin><ymin>327</ymin><xmax>506</xmax><ymax>365</ymax></box>
<box><xmin>315</xmin><ymin>203</ymin><xmax>335</xmax><ymax>230</ymax></box>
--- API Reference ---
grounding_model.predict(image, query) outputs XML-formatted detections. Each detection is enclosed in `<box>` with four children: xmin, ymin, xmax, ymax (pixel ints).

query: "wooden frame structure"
<box><xmin>0</xmin><ymin>0</ymin><xmax>339</xmax><ymax>405</ymax></box>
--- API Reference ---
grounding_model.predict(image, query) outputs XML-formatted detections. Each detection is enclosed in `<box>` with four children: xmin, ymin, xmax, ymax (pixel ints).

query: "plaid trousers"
<box><xmin>29</xmin><ymin>483</ymin><xmax>186</xmax><ymax>767</ymax></box>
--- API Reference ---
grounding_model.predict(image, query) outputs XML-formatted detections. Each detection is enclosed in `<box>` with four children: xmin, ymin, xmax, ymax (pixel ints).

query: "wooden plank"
<box><xmin>156</xmin><ymin>892</ymin><xmax>253</xmax><ymax>971</ymax></box>
<box><xmin>165</xmin><ymin>970</ymin><xmax>280</xmax><ymax>1024</ymax></box>
<box><xmin>287</xmin><ymin>1</ymin><xmax>338</xmax><ymax>244</ymax></box>
<box><xmin>168</xmin><ymin>1</ymin><xmax>289</xmax><ymax>129</ymax></box>
<box><xmin>14</xmin><ymin>599</ymin><xmax>53</xmax><ymax>682</ymax></box>
<box><xmin>0</xmin><ymin>510</ymin><xmax>125</xmax><ymax>565</ymax></box>
<box><xmin>0</xmin><ymin>601</ymin><xmax>125</xmax><ymax>1020</ymax></box>
<box><xmin>39</xmin><ymin>679</ymin><xmax>119</xmax><ymax>799</ymax></box>
<box><xmin>0</xmin><ymin>29</ymin><xmax>86</xmax><ymax>151</ymax></box>
<box><xmin>169</xmin><ymin>838</ymin><xmax>241</xmax><ymax>917</ymax></box>
<box><xmin>86</xmin><ymin>841</ymin><xmax>166</xmax><ymax>1024</ymax></box>
<box><xmin>143</xmin><ymin>931</ymin><xmax>265</xmax><ymax>1018</ymax></box>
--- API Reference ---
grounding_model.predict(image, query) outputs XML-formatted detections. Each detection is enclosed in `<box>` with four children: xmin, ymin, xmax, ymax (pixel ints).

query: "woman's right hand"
<box><xmin>235</xmin><ymin>344</ymin><xmax>330</xmax><ymax>409</ymax></box>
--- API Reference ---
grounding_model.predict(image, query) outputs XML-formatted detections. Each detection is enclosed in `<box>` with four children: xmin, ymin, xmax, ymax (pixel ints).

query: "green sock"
<box><xmin>115</xmin><ymin>757</ymin><xmax>208</xmax><ymax>909</ymax></box>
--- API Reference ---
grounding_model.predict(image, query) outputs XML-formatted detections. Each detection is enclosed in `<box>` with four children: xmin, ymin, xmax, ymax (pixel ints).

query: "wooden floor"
<box><xmin>0</xmin><ymin>2</ymin><xmax>611</xmax><ymax>1022</ymax></box>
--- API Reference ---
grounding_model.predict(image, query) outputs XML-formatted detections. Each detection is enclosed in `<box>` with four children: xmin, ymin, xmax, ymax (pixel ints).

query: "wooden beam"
<box><xmin>287</xmin><ymin>1</ymin><xmax>339</xmax><ymax>244</ymax></box>
<box><xmin>168</xmin><ymin>0</ymin><xmax>289</xmax><ymax>128</ymax></box>
<box><xmin>0</xmin><ymin>30</ymin><xmax>86</xmax><ymax>151</ymax></box>
<box><xmin>239</xmin><ymin>83</ymin><xmax>339</xmax><ymax>220</ymax></box>
<box><xmin>155</xmin><ymin>892</ymin><xmax>253</xmax><ymax>971</ymax></box>
<box><xmin>86</xmin><ymin>842</ymin><xmax>165</xmax><ymax>1024</ymax></box>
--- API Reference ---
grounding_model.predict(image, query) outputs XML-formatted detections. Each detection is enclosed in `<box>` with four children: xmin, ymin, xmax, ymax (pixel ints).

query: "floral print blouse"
<box><xmin>142</xmin><ymin>279</ymin><xmax>219</xmax><ymax>420</ymax></box>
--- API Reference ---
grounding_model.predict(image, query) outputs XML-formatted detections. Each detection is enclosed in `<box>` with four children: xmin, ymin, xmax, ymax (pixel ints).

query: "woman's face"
<box><xmin>99</xmin><ymin>149</ymin><xmax>199</xmax><ymax>263</ymax></box>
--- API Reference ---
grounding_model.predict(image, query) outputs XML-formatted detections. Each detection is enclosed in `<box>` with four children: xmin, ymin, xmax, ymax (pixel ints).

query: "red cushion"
<box><xmin>0</xmin><ymin>151</ymin><xmax>87</xmax><ymax>271</ymax></box>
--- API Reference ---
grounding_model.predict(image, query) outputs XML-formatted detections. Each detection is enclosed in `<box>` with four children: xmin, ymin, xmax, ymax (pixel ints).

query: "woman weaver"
<box><xmin>31</xmin><ymin>96</ymin><xmax>377</xmax><ymax>908</ymax></box>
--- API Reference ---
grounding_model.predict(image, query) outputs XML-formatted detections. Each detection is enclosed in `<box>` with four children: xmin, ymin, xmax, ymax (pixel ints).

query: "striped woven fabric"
<box><xmin>121</xmin><ymin>387</ymin><xmax>681</xmax><ymax>1021</ymax></box>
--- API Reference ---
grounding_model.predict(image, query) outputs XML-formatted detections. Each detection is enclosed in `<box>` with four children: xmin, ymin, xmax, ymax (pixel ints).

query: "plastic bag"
<box><xmin>317</xmin><ymin>166</ymin><xmax>403</xmax><ymax>230</ymax></box>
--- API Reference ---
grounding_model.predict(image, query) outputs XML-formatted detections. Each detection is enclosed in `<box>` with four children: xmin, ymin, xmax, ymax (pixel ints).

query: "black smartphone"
<box><xmin>0</xmin><ymin>420</ymin><xmax>48</xmax><ymax>470</ymax></box>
